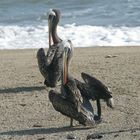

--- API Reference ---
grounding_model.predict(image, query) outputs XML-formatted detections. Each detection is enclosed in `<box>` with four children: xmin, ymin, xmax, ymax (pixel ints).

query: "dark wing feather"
<box><xmin>81</xmin><ymin>72</ymin><xmax>110</xmax><ymax>92</ymax></box>
<box><xmin>75</xmin><ymin>78</ymin><xmax>96</xmax><ymax>100</ymax></box>
<box><xmin>81</xmin><ymin>72</ymin><xmax>113</xmax><ymax>104</ymax></box>
<box><xmin>37</xmin><ymin>48</ymin><xmax>48</xmax><ymax>79</ymax></box>
<box><xmin>45</xmin><ymin>45</ymin><xmax>58</xmax><ymax>65</ymax></box>
<box><xmin>62</xmin><ymin>78</ymin><xmax>83</xmax><ymax>112</ymax></box>
<box><xmin>82</xmin><ymin>97</ymin><xmax>94</xmax><ymax>113</ymax></box>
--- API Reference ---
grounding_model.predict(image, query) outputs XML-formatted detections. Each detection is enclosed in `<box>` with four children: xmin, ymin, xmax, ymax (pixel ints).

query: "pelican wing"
<box><xmin>63</xmin><ymin>78</ymin><xmax>83</xmax><ymax>112</ymax></box>
<box><xmin>81</xmin><ymin>72</ymin><xmax>111</xmax><ymax>94</ymax></box>
<box><xmin>46</xmin><ymin>45</ymin><xmax>58</xmax><ymax>65</ymax></box>
<box><xmin>75</xmin><ymin>78</ymin><xmax>96</xmax><ymax>100</ymax></box>
<box><xmin>37</xmin><ymin>48</ymin><xmax>48</xmax><ymax>79</ymax></box>
<box><xmin>49</xmin><ymin>90</ymin><xmax>95</xmax><ymax>126</ymax></box>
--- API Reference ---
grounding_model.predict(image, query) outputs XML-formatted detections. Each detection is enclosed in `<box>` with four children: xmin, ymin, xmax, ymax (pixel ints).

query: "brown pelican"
<box><xmin>37</xmin><ymin>9</ymin><xmax>67</xmax><ymax>87</ymax></box>
<box><xmin>75</xmin><ymin>72</ymin><xmax>114</xmax><ymax>120</ymax></box>
<box><xmin>49</xmin><ymin>44</ymin><xmax>95</xmax><ymax>127</ymax></box>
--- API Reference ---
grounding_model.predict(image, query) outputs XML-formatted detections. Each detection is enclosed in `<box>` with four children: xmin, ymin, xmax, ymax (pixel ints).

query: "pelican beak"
<box><xmin>48</xmin><ymin>17</ymin><xmax>53</xmax><ymax>47</ymax></box>
<box><xmin>63</xmin><ymin>47</ymin><xmax>68</xmax><ymax>84</ymax></box>
<box><xmin>48</xmin><ymin>9</ymin><xmax>55</xmax><ymax>47</ymax></box>
<box><xmin>48</xmin><ymin>19</ymin><xmax>51</xmax><ymax>47</ymax></box>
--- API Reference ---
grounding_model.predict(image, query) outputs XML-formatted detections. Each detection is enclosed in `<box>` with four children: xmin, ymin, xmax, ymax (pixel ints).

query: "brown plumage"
<box><xmin>49</xmin><ymin>90</ymin><xmax>95</xmax><ymax>126</ymax></box>
<box><xmin>47</xmin><ymin>9</ymin><xmax>114</xmax><ymax>126</ymax></box>
<box><xmin>75</xmin><ymin>72</ymin><xmax>114</xmax><ymax>120</ymax></box>
<box><xmin>37</xmin><ymin>9</ymin><xmax>68</xmax><ymax>87</ymax></box>
<box><xmin>49</xmin><ymin>42</ymin><xmax>95</xmax><ymax>127</ymax></box>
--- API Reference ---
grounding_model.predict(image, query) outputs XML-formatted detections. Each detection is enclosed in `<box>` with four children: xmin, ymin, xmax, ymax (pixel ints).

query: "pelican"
<box><xmin>75</xmin><ymin>72</ymin><xmax>114</xmax><ymax>120</ymax></box>
<box><xmin>37</xmin><ymin>9</ymin><xmax>67</xmax><ymax>87</ymax></box>
<box><xmin>49</xmin><ymin>43</ymin><xmax>95</xmax><ymax>127</ymax></box>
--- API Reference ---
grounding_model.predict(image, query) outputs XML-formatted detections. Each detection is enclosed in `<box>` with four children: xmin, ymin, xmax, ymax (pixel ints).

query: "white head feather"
<box><xmin>48</xmin><ymin>9</ymin><xmax>56</xmax><ymax>17</ymax></box>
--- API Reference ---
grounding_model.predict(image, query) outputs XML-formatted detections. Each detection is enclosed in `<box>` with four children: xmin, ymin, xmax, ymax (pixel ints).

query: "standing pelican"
<box><xmin>37</xmin><ymin>9</ymin><xmax>67</xmax><ymax>87</ymax></box>
<box><xmin>49</xmin><ymin>44</ymin><xmax>95</xmax><ymax>127</ymax></box>
<box><xmin>75</xmin><ymin>72</ymin><xmax>114</xmax><ymax>120</ymax></box>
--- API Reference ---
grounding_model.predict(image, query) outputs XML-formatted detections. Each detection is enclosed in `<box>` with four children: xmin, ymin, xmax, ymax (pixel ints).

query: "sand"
<box><xmin>0</xmin><ymin>47</ymin><xmax>140</xmax><ymax>140</ymax></box>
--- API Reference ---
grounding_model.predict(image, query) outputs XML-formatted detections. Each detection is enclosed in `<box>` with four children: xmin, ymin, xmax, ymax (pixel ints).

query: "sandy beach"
<box><xmin>0</xmin><ymin>47</ymin><xmax>140</xmax><ymax>140</ymax></box>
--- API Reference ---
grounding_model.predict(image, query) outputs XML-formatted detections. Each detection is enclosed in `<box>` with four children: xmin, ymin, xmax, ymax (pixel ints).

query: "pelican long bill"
<box><xmin>63</xmin><ymin>48</ymin><xmax>68</xmax><ymax>84</ymax></box>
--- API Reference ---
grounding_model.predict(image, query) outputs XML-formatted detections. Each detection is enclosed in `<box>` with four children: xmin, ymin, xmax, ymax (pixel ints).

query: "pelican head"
<box><xmin>48</xmin><ymin>9</ymin><xmax>61</xmax><ymax>46</ymax></box>
<box><xmin>63</xmin><ymin>41</ymin><xmax>73</xmax><ymax>85</ymax></box>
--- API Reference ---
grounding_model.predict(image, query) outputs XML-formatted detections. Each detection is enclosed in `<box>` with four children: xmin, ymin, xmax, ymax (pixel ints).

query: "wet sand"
<box><xmin>0</xmin><ymin>47</ymin><xmax>140</xmax><ymax>140</ymax></box>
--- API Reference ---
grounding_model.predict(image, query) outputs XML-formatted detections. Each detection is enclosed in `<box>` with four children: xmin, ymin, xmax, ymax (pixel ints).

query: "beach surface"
<box><xmin>0</xmin><ymin>47</ymin><xmax>140</xmax><ymax>140</ymax></box>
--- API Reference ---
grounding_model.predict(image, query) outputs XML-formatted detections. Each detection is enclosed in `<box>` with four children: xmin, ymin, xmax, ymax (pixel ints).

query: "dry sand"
<box><xmin>0</xmin><ymin>47</ymin><xmax>140</xmax><ymax>140</ymax></box>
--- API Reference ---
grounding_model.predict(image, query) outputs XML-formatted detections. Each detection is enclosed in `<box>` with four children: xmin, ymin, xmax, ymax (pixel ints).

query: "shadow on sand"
<box><xmin>0</xmin><ymin>86</ymin><xmax>46</xmax><ymax>94</ymax></box>
<box><xmin>0</xmin><ymin>126</ymin><xmax>92</xmax><ymax>136</ymax></box>
<box><xmin>0</xmin><ymin>126</ymin><xmax>139</xmax><ymax>136</ymax></box>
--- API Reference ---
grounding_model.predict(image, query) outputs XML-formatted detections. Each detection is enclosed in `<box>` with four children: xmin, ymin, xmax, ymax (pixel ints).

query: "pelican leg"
<box><xmin>70</xmin><ymin>118</ymin><xmax>73</xmax><ymax>127</ymax></box>
<box><xmin>94</xmin><ymin>99</ymin><xmax>102</xmax><ymax>123</ymax></box>
<box><xmin>97</xmin><ymin>99</ymin><xmax>101</xmax><ymax>118</ymax></box>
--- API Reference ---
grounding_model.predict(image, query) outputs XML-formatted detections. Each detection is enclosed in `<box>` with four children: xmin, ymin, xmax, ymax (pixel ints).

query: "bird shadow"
<box><xmin>87</xmin><ymin>127</ymin><xmax>140</xmax><ymax>139</ymax></box>
<box><xmin>0</xmin><ymin>126</ymin><xmax>92</xmax><ymax>136</ymax></box>
<box><xmin>0</xmin><ymin>126</ymin><xmax>139</xmax><ymax>136</ymax></box>
<box><xmin>0</xmin><ymin>86</ymin><xmax>46</xmax><ymax>94</ymax></box>
<box><xmin>98</xmin><ymin>127</ymin><xmax>140</xmax><ymax>135</ymax></box>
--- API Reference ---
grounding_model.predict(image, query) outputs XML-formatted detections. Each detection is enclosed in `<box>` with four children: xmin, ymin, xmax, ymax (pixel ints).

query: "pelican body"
<box><xmin>37</xmin><ymin>43</ymin><xmax>63</xmax><ymax>87</ymax></box>
<box><xmin>37</xmin><ymin>9</ymin><xmax>68</xmax><ymax>87</ymax></box>
<box><xmin>49</xmin><ymin>44</ymin><xmax>95</xmax><ymax>127</ymax></box>
<box><xmin>46</xmin><ymin>9</ymin><xmax>114</xmax><ymax>126</ymax></box>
